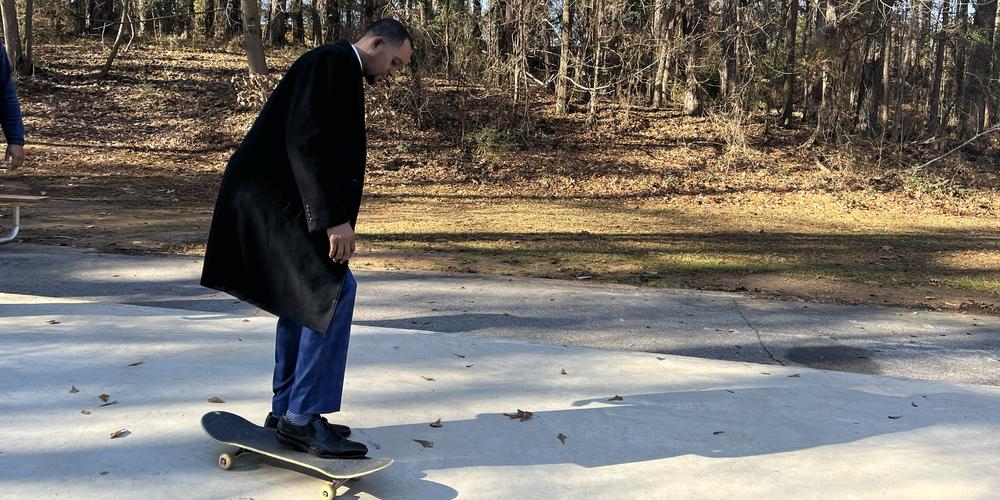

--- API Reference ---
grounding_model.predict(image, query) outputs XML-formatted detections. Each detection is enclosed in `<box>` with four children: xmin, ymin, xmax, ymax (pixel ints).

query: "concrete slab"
<box><xmin>1</xmin><ymin>293</ymin><xmax>999</xmax><ymax>499</ymax></box>
<box><xmin>2</xmin><ymin>244</ymin><xmax>999</xmax><ymax>386</ymax></box>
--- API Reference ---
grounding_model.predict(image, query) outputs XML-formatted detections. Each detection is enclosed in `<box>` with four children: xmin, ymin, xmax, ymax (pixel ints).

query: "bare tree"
<box><xmin>555</xmin><ymin>0</ymin><xmax>572</xmax><ymax>114</ymax></box>
<box><xmin>965</xmin><ymin>0</ymin><xmax>998</xmax><ymax>135</ymax></box>
<box><xmin>242</xmin><ymin>0</ymin><xmax>269</xmax><ymax>74</ymax></box>
<box><xmin>780</xmin><ymin>0</ymin><xmax>798</xmax><ymax>125</ymax></box>
<box><xmin>0</xmin><ymin>0</ymin><xmax>23</xmax><ymax>72</ymax></box>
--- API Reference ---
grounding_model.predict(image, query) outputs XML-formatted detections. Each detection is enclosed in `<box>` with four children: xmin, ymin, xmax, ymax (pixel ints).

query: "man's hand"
<box><xmin>4</xmin><ymin>144</ymin><xmax>24</xmax><ymax>169</ymax></box>
<box><xmin>326</xmin><ymin>222</ymin><xmax>356</xmax><ymax>264</ymax></box>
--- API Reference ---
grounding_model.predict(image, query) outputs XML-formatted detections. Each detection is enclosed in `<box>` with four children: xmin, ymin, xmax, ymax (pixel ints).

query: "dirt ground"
<box><xmin>2</xmin><ymin>41</ymin><xmax>999</xmax><ymax>313</ymax></box>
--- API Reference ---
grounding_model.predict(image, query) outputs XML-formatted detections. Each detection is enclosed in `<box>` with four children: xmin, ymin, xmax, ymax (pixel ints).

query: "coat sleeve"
<box><xmin>284</xmin><ymin>49</ymin><xmax>351</xmax><ymax>233</ymax></box>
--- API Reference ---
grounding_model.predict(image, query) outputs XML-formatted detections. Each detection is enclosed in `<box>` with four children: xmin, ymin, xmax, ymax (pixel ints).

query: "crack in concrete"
<box><xmin>732</xmin><ymin>299</ymin><xmax>785</xmax><ymax>366</ymax></box>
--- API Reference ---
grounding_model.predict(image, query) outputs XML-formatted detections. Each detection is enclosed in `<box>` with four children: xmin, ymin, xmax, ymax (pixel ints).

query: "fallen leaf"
<box><xmin>888</xmin><ymin>415</ymin><xmax>902</xmax><ymax>420</ymax></box>
<box><xmin>70</xmin><ymin>385</ymin><xmax>80</xmax><ymax>393</ymax></box>
<box><xmin>99</xmin><ymin>394</ymin><xmax>110</xmax><ymax>402</ymax></box>
<box><xmin>713</xmin><ymin>431</ymin><xmax>725</xmax><ymax>435</ymax></box>
<box><xmin>421</xmin><ymin>376</ymin><xmax>435</xmax><ymax>381</ymax></box>
<box><xmin>208</xmin><ymin>396</ymin><xmax>225</xmax><ymax>404</ymax></box>
<box><xmin>725</xmin><ymin>390</ymin><xmax>735</xmax><ymax>393</ymax></box>
<box><xmin>760</xmin><ymin>372</ymin><xmax>771</xmax><ymax>375</ymax></box>
<box><xmin>127</xmin><ymin>361</ymin><xmax>144</xmax><ymax>367</ymax></box>
<box><xmin>47</xmin><ymin>320</ymin><xmax>60</xmax><ymax>325</ymax></box>
<box><xmin>453</xmin><ymin>353</ymin><xmax>466</xmax><ymax>358</ymax></box>
<box><xmin>503</xmin><ymin>409</ymin><xmax>534</xmax><ymax>421</ymax></box>
<box><xmin>110</xmin><ymin>429</ymin><xmax>130</xmax><ymax>439</ymax></box>
<box><xmin>81</xmin><ymin>409</ymin><xmax>92</xmax><ymax>415</ymax></box>
<box><xmin>465</xmin><ymin>364</ymin><xmax>474</xmax><ymax>368</ymax></box>
<box><xmin>557</xmin><ymin>433</ymin><xmax>567</xmax><ymax>444</ymax></box>
<box><xmin>656</xmin><ymin>357</ymin><xmax>666</xmax><ymax>360</ymax></box>
<box><xmin>413</xmin><ymin>439</ymin><xmax>434</xmax><ymax>448</ymax></box>
<box><xmin>787</xmin><ymin>373</ymin><xmax>801</xmax><ymax>378</ymax></box>
<box><xmin>608</xmin><ymin>395</ymin><xmax>623</xmax><ymax>401</ymax></box>
<box><xmin>100</xmin><ymin>400</ymin><xmax>118</xmax><ymax>407</ymax></box>
<box><xmin>430</xmin><ymin>418</ymin><xmax>442</xmax><ymax>428</ymax></box>
<box><xmin>560</xmin><ymin>368</ymin><xmax>567</xmax><ymax>375</ymax></box>
<box><xmin>911</xmin><ymin>402</ymin><xmax>918</xmax><ymax>407</ymax></box>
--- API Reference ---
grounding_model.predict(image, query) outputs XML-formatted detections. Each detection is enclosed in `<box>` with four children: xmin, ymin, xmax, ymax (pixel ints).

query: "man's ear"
<box><xmin>372</xmin><ymin>36</ymin><xmax>385</xmax><ymax>49</ymax></box>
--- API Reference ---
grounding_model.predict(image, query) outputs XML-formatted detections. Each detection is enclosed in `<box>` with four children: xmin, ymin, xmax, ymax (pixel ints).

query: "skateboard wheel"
<box><xmin>218</xmin><ymin>453</ymin><xmax>234</xmax><ymax>470</ymax></box>
<box><xmin>320</xmin><ymin>484</ymin><xmax>337</xmax><ymax>499</ymax></box>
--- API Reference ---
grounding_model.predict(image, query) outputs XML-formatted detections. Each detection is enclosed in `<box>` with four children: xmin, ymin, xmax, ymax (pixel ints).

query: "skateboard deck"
<box><xmin>201</xmin><ymin>411</ymin><xmax>392</xmax><ymax>499</ymax></box>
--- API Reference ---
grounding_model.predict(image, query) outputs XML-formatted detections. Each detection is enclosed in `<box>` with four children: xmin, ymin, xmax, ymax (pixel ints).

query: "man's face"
<box><xmin>365</xmin><ymin>37</ymin><xmax>413</xmax><ymax>85</ymax></box>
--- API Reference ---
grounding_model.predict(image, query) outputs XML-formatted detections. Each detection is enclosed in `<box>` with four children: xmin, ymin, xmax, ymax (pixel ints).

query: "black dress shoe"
<box><xmin>265</xmin><ymin>412</ymin><xmax>351</xmax><ymax>437</ymax></box>
<box><xmin>276</xmin><ymin>416</ymin><xmax>368</xmax><ymax>459</ymax></box>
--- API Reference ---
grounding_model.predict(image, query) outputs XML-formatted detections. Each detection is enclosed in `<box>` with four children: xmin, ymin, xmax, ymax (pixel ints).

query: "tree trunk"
<box><xmin>204</xmin><ymin>0</ymin><xmax>215</xmax><ymax>38</ymax></box>
<box><xmin>269</xmin><ymin>0</ymin><xmax>287</xmax><ymax>46</ymax></box>
<box><xmin>100</xmin><ymin>0</ymin><xmax>131</xmax><ymax>79</ymax></box>
<box><xmin>0</xmin><ymin>0</ymin><xmax>23</xmax><ymax>72</ymax></box>
<box><xmin>651</xmin><ymin>0</ymin><xmax>666</xmax><ymax>108</ymax></box>
<box><xmin>927</xmin><ymin>0</ymin><xmax>949</xmax><ymax>133</ymax></box>
<box><xmin>780</xmin><ymin>0</ymin><xmax>798</xmax><ymax>125</ymax></box>
<box><xmin>879</xmin><ymin>9</ymin><xmax>891</xmax><ymax>130</ymax></box>
<box><xmin>965</xmin><ymin>0</ymin><xmax>998</xmax><ymax>135</ymax></box>
<box><xmin>682</xmin><ymin>0</ymin><xmax>707</xmax><ymax>116</ymax></box>
<box><xmin>951</xmin><ymin>0</ymin><xmax>969</xmax><ymax>132</ymax></box>
<box><xmin>325</xmin><ymin>0</ymin><xmax>340</xmax><ymax>42</ymax></box>
<box><xmin>588</xmin><ymin>0</ymin><xmax>604</xmax><ymax>119</ymax></box>
<box><xmin>242</xmin><ymin>0</ymin><xmax>268</xmax><ymax>74</ymax></box>
<box><xmin>312</xmin><ymin>0</ymin><xmax>323</xmax><ymax>45</ymax></box>
<box><xmin>74</xmin><ymin>0</ymin><xmax>86</xmax><ymax>34</ymax></box>
<box><xmin>21</xmin><ymin>0</ymin><xmax>32</xmax><ymax>75</ymax></box>
<box><xmin>469</xmin><ymin>0</ymin><xmax>481</xmax><ymax>39</ymax></box>
<box><xmin>226</xmin><ymin>0</ymin><xmax>242</xmax><ymax>38</ymax></box>
<box><xmin>555</xmin><ymin>0</ymin><xmax>571</xmax><ymax>114</ymax></box>
<box><xmin>719</xmin><ymin>0</ymin><xmax>737</xmax><ymax>103</ymax></box>
<box><xmin>186</xmin><ymin>0</ymin><xmax>195</xmax><ymax>39</ymax></box>
<box><xmin>291</xmin><ymin>0</ymin><xmax>304</xmax><ymax>44</ymax></box>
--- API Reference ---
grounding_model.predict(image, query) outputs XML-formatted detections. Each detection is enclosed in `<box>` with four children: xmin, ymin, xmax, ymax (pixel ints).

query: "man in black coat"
<box><xmin>201</xmin><ymin>19</ymin><xmax>413</xmax><ymax>458</ymax></box>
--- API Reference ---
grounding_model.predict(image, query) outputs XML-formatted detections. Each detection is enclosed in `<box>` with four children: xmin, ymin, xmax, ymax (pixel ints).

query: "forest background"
<box><xmin>1</xmin><ymin>0</ymin><xmax>998</xmax><ymax>312</ymax></box>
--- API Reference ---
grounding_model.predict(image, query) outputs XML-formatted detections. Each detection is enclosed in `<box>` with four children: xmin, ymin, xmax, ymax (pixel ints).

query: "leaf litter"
<box><xmin>503</xmin><ymin>409</ymin><xmax>534</xmax><ymax>421</ymax></box>
<box><xmin>110</xmin><ymin>429</ymin><xmax>130</xmax><ymax>439</ymax></box>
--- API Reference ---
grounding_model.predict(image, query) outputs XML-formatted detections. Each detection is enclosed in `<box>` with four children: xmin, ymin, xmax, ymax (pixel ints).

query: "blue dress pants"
<box><xmin>271</xmin><ymin>270</ymin><xmax>356</xmax><ymax>416</ymax></box>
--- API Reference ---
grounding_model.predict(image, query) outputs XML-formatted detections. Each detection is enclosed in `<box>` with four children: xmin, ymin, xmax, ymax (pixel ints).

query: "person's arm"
<box><xmin>0</xmin><ymin>47</ymin><xmax>24</xmax><ymax>168</ymax></box>
<box><xmin>284</xmin><ymin>48</ymin><xmax>350</xmax><ymax>234</ymax></box>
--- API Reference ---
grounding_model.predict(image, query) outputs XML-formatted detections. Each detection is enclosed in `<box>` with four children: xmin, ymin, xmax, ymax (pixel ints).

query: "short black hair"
<box><xmin>364</xmin><ymin>18</ymin><xmax>414</xmax><ymax>47</ymax></box>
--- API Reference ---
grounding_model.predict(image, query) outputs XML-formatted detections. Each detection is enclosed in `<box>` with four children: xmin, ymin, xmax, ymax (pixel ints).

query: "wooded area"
<box><xmin>5</xmin><ymin>0</ymin><xmax>997</xmax><ymax>150</ymax></box>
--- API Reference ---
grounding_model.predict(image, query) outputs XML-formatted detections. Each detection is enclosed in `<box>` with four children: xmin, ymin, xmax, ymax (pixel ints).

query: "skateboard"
<box><xmin>201</xmin><ymin>411</ymin><xmax>393</xmax><ymax>499</ymax></box>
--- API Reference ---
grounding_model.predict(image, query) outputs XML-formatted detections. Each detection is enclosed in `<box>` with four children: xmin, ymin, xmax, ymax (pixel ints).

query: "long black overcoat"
<box><xmin>201</xmin><ymin>40</ymin><xmax>366</xmax><ymax>333</ymax></box>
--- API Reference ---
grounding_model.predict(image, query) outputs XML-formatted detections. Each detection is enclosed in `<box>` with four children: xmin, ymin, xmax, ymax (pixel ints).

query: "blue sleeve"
<box><xmin>0</xmin><ymin>48</ymin><xmax>24</xmax><ymax>145</ymax></box>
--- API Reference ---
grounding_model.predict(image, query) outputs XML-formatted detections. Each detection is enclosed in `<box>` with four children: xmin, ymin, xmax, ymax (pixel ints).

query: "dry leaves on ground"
<box><xmin>430</xmin><ymin>418</ymin><xmax>442</xmax><ymax>428</ymax></box>
<box><xmin>127</xmin><ymin>361</ymin><xmax>144</xmax><ymax>367</ymax></box>
<box><xmin>69</xmin><ymin>385</ymin><xmax>79</xmax><ymax>393</ymax></box>
<box><xmin>99</xmin><ymin>393</ymin><xmax>110</xmax><ymax>402</ymax></box>
<box><xmin>208</xmin><ymin>396</ymin><xmax>225</xmax><ymax>403</ymax></box>
<box><xmin>557</xmin><ymin>433</ymin><xmax>567</xmax><ymax>444</ymax></box>
<box><xmin>608</xmin><ymin>395</ymin><xmax>624</xmax><ymax>401</ymax></box>
<box><xmin>421</xmin><ymin>376</ymin><xmax>435</xmax><ymax>381</ymax></box>
<box><xmin>81</xmin><ymin>409</ymin><xmax>92</xmax><ymax>415</ymax></box>
<box><xmin>110</xmin><ymin>429</ymin><xmax>130</xmax><ymax>439</ymax></box>
<box><xmin>413</xmin><ymin>439</ymin><xmax>434</xmax><ymax>448</ymax></box>
<box><xmin>503</xmin><ymin>409</ymin><xmax>534</xmax><ymax>421</ymax></box>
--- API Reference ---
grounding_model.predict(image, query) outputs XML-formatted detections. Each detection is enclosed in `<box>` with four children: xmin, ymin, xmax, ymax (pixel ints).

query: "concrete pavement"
<box><xmin>1</xmin><ymin>293</ymin><xmax>999</xmax><ymax>499</ymax></box>
<box><xmin>1</xmin><ymin>243</ymin><xmax>998</xmax><ymax>386</ymax></box>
